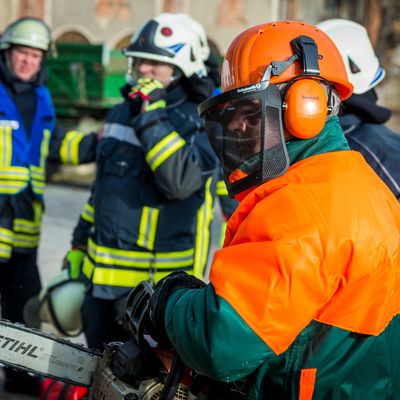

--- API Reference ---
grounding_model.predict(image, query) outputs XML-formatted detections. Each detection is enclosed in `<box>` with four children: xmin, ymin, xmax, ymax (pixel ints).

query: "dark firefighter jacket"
<box><xmin>163</xmin><ymin>117</ymin><xmax>400</xmax><ymax>400</ymax></box>
<box><xmin>340</xmin><ymin>89</ymin><xmax>400</xmax><ymax>200</ymax></box>
<box><xmin>0</xmin><ymin>58</ymin><xmax>97</xmax><ymax>262</ymax></box>
<box><xmin>73</xmin><ymin>83</ymin><xmax>219</xmax><ymax>300</ymax></box>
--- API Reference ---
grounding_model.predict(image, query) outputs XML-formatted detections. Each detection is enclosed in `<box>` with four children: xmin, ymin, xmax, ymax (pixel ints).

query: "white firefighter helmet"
<box><xmin>175</xmin><ymin>14</ymin><xmax>210</xmax><ymax>62</ymax></box>
<box><xmin>0</xmin><ymin>17</ymin><xmax>51</xmax><ymax>52</ymax></box>
<box><xmin>123</xmin><ymin>13</ymin><xmax>207</xmax><ymax>78</ymax></box>
<box><xmin>317</xmin><ymin>18</ymin><xmax>385</xmax><ymax>94</ymax></box>
<box><xmin>38</xmin><ymin>270</ymin><xmax>85</xmax><ymax>337</ymax></box>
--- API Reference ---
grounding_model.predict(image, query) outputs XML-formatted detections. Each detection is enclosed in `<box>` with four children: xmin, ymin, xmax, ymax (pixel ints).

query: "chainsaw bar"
<box><xmin>0</xmin><ymin>319</ymin><xmax>102</xmax><ymax>387</ymax></box>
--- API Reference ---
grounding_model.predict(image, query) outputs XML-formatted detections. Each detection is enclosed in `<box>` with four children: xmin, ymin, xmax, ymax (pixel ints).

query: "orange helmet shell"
<box><xmin>221</xmin><ymin>20</ymin><xmax>353</xmax><ymax>100</ymax></box>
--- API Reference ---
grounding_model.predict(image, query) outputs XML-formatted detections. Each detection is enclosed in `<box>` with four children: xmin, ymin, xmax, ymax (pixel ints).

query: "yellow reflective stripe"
<box><xmin>31</xmin><ymin>187</ymin><xmax>45</xmax><ymax>195</ymax></box>
<box><xmin>81</xmin><ymin>203</ymin><xmax>94</xmax><ymax>223</ymax></box>
<box><xmin>40</xmin><ymin>129</ymin><xmax>51</xmax><ymax>168</ymax></box>
<box><xmin>137</xmin><ymin>206</ymin><xmax>159</xmax><ymax>251</ymax></box>
<box><xmin>60</xmin><ymin>130</ymin><xmax>84</xmax><ymax>165</ymax></box>
<box><xmin>0</xmin><ymin>167</ymin><xmax>30</xmax><ymax>181</ymax></box>
<box><xmin>30</xmin><ymin>169</ymin><xmax>45</xmax><ymax>181</ymax></box>
<box><xmin>30</xmin><ymin>165</ymin><xmax>45</xmax><ymax>173</ymax></box>
<box><xmin>31</xmin><ymin>181</ymin><xmax>45</xmax><ymax>195</ymax></box>
<box><xmin>33</xmin><ymin>201</ymin><xmax>43</xmax><ymax>224</ymax></box>
<box><xmin>193</xmin><ymin>177</ymin><xmax>214</xmax><ymax>279</ymax></box>
<box><xmin>0</xmin><ymin>127</ymin><xmax>12</xmax><ymax>167</ymax></box>
<box><xmin>31</xmin><ymin>181</ymin><xmax>46</xmax><ymax>191</ymax></box>
<box><xmin>88</xmin><ymin>238</ymin><xmax>194</xmax><ymax>268</ymax></box>
<box><xmin>82</xmin><ymin>256</ymin><xmax>94</xmax><ymax>279</ymax></box>
<box><xmin>1</xmin><ymin>166</ymin><xmax>29</xmax><ymax>173</ymax></box>
<box><xmin>13</xmin><ymin>233</ymin><xmax>39</xmax><ymax>248</ymax></box>
<box><xmin>145</xmin><ymin>100</ymin><xmax>166</xmax><ymax>111</ymax></box>
<box><xmin>216</xmin><ymin>180</ymin><xmax>229</xmax><ymax>196</ymax></box>
<box><xmin>219</xmin><ymin>221</ymin><xmax>227</xmax><ymax>247</ymax></box>
<box><xmin>14</xmin><ymin>219</ymin><xmax>40</xmax><ymax>234</ymax></box>
<box><xmin>0</xmin><ymin>173</ymin><xmax>29</xmax><ymax>181</ymax></box>
<box><xmin>0</xmin><ymin>228</ymin><xmax>14</xmax><ymax>245</ymax></box>
<box><xmin>27</xmin><ymin>129</ymin><xmax>51</xmax><ymax>197</ymax></box>
<box><xmin>145</xmin><ymin>131</ymin><xmax>185</xmax><ymax>171</ymax></box>
<box><xmin>0</xmin><ymin>243</ymin><xmax>12</xmax><ymax>259</ymax></box>
<box><xmin>0</xmin><ymin>181</ymin><xmax>28</xmax><ymax>194</ymax></box>
<box><xmin>30</xmin><ymin>166</ymin><xmax>46</xmax><ymax>194</ymax></box>
<box><xmin>91</xmin><ymin>266</ymin><xmax>185</xmax><ymax>287</ymax></box>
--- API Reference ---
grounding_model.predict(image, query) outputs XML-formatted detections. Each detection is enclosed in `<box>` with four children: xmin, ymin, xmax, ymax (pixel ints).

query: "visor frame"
<box><xmin>198</xmin><ymin>80</ymin><xmax>270</xmax><ymax>117</ymax></box>
<box><xmin>199</xmin><ymin>81</ymin><xmax>289</xmax><ymax>197</ymax></box>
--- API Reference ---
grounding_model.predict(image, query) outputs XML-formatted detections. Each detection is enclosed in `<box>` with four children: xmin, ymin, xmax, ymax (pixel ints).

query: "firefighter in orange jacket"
<box><xmin>132</xmin><ymin>21</ymin><xmax>400</xmax><ymax>399</ymax></box>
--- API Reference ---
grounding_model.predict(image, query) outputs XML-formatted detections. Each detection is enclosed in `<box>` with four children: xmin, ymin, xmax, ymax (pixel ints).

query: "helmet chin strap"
<box><xmin>164</xmin><ymin>67</ymin><xmax>182</xmax><ymax>89</ymax></box>
<box><xmin>170</xmin><ymin>66</ymin><xmax>182</xmax><ymax>83</ymax></box>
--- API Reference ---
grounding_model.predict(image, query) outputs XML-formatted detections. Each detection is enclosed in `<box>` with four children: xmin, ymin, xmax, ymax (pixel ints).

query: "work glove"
<box><xmin>128</xmin><ymin>78</ymin><xmax>166</xmax><ymax>113</ymax></box>
<box><xmin>62</xmin><ymin>248</ymin><xmax>86</xmax><ymax>280</ymax></box>
<box><xmin>147</xmin><ymin>271</ymin><xmax>206</xmax><ymax>347</ymax></box>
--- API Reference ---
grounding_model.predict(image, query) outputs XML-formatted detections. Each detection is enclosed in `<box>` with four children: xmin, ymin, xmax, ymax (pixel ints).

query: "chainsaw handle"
<box><xmin>125</xmin><ymin>281</ymin><xmax>154</xmax><ymax>349</ymax></box>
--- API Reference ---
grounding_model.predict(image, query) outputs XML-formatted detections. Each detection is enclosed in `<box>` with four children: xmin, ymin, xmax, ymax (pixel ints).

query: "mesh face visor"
<box><xmin>199</xmin><ymin>81</ymin><xmax>290</xmax><ymax>197</ymax></box>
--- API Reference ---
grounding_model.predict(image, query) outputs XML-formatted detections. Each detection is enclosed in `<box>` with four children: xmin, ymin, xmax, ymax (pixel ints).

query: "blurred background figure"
<box><xmin>318</xmin><ymin>18</ymin><xmax>400</xmax><ymax>200</ymax></box>
<box><xmin>0</xmin><ymin>16</ymin><xmax>97</xmax><ymax>396</ymax></box>
<box><xmin>66</xmin><ymin>13</ymin><xmax>221</xmax><ymax>352</ymax></box>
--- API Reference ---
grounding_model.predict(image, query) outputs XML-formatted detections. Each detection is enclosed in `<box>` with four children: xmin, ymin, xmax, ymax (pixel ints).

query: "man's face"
<box><xmin>134</xmin><ymin>58</ymin><xmax>175</xmax><ymax>88</ymax></box>
<box><xmin>9</xmin><ymin>45</ymin><xmax>44</xmax><ymax>81</ymax></box>
<box><xmin>226</xmin><ymin>98</ymin><xmax>262</xmax><ymax>159</ymax></box>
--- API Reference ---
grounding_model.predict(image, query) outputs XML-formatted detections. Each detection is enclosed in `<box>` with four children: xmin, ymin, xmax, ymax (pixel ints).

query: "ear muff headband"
<box><xmin>283</xmin><ymin>78</ymin><xmax>329</xmax><ymax>139</ymax></box>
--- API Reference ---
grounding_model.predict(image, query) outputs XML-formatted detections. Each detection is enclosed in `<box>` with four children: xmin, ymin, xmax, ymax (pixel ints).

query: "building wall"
<box><xmin>1</xmin><ymin>0</ymin><xmax>282</xmax><ymax>54</ymax></box>
<box><xmin>1</xmin><ymin>0</ymin><xmax>399</xmax><ymax>113</ymax></box>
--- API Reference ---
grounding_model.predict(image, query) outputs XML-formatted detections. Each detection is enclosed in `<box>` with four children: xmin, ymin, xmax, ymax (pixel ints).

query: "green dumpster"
<box><xmin>45</xmin><ymin>43</ymin><xmax>127</xmax><ymax>124</ymax></box>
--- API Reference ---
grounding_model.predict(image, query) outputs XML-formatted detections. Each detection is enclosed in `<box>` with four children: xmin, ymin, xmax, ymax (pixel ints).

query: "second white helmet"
<box><xmin>317</xmin><ymin>18</ymin><xmax>385</xmax><ymax>94</ymax></box>
<box><xmin>124</xmin><ymin>13</ymin><xmax>207</xmax><ymax>78</ymax></box>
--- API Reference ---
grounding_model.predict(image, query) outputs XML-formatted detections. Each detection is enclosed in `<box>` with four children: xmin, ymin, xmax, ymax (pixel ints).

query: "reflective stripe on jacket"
<box><xmin>0</xmin><ymin>81</ymin><xmax>97</xmax><ymax>260</ymax></box>
<box><xmin>78</xmin><ymin>86</ymin><xmax>219</xmax><ymax>299</ymax></box>
<box><xmin>0</xmin><ymin>82</ymin><xmax>54</xmax><ymax>197</ymax></box>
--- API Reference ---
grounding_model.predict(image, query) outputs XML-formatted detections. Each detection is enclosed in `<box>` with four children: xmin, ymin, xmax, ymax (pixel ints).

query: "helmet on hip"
<box><xmin>38</xmin><ymin>270</ymin><xmax>85</xmax><ymax>337</ymax></box>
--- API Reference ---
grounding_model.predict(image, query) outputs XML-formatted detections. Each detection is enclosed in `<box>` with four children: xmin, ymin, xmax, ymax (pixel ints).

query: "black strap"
<box><xmin>158</xmin><ymin>353</ymin><xmax>185</xmax><ymax>400</ymax></box>
<box><xmin>290</xmin><ymin>35</ymin><xmax>320</xmax><ymax>76</ymax></box>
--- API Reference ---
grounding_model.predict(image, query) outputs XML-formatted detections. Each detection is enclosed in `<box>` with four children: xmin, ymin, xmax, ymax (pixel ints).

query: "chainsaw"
<box><xmin>1</xmin><ymin>320</ymin><xmax>205</xmax><ymax>399</ymax></box>
<box><xmin>0</xmin><ymin>283</ymin><xmax>246</xmax><ymax>399</ymax></box>
<box><xmin>0</xmin><ymin>281</ymin><xmax>213</xmax><ymax>399</ymax></box>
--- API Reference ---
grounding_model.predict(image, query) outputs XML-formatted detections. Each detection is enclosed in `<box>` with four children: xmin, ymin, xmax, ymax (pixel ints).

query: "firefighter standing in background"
<box><xmin>68</xmin><ymin>13</ymin><xmax>220</xmax><ymax>350</ymax></box>
<box><xmin>318</xmin><ymin>18</ymin><xmax>400</xmax><ymax>200</ymax></box>
<box><xmin>0</xmin><ymin>17</ymin><xmax>97</xmax><ymax>395</ymax></box>
<box><xmin>134</xmin><ymin>21</ymin><xmax>400</xmax><ymax>399</ymax></box>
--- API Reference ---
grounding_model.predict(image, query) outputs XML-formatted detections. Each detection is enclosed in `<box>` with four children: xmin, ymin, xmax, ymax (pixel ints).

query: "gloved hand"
<box><xmin>147</xmin><ymin>271</ymin><xmax>206</xmax><ymax>346</ymax></box>
<box><xmin>62</xmin><ymin>248</ymin><xmax>86</xmax><ymax>280</ymax></box>
<box><xmin>128</xmin><ymin>78</ymin><xmax>166</xmax><ymax>113</ymax></box>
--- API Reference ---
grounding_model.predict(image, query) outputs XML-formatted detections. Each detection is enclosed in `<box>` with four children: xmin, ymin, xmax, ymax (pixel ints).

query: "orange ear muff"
<box><xmin>283</xmin><ymin>79</ymin><xmax>328</xmax><ymax>139</ymax></box>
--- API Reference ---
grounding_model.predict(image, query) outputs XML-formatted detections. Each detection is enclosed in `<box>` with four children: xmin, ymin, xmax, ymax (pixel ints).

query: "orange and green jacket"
<box><xmin>164</xmin><ymin>117</ymin><xmax>400</xmax><ymax>399</ymax></box>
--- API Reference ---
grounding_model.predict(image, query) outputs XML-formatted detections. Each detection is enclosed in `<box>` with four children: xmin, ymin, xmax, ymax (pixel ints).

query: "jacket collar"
<box><xmin>286</xmin><ymin>116</ymin><xmax>350</xmax><ymax>166</ymax></box>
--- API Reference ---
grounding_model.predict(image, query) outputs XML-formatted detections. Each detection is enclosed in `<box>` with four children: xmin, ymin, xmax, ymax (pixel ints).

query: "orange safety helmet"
<box><xmin>221</xmin><ymin>20</ymin><xmax>353</xmax><ymax>100</ymax></box>
<box><xmin>199</xmin><ymin>20</ymin><xmax>353</xmax><ymax>198</ymax></box>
